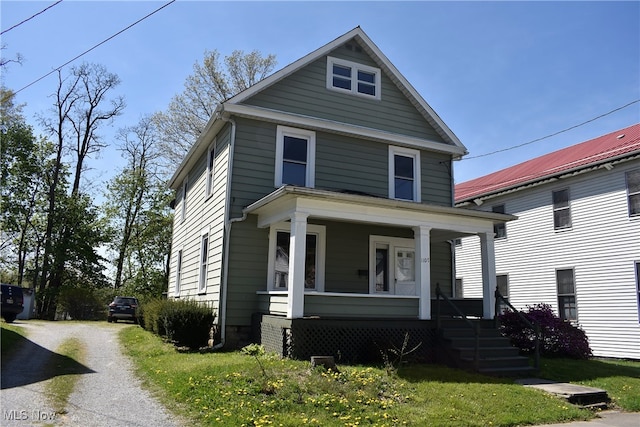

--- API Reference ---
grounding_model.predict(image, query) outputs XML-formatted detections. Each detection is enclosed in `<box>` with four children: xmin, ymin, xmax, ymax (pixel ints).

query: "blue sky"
<box><xmin>2</xmin><ymin>1</ymin><xmax>639</xmax><ymax>189</ymax></box>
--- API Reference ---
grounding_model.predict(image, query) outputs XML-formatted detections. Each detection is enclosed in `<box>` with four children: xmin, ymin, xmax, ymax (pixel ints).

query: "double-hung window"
<box><xmin>206</xmin><ymin>141</ymin><xmax>216</xmax><ymax>198</ymax></box>
<box><xmin>180</xmin><ymin>178</ymin><xmax>188</xmax><ymax>222</ymax></box>
<box><xmin>496</xmin><ymin>274</ymin><xmax>509</xmax><ymax>314</ymax></box>
<box><xmin>275</xmin><ymin>126</ymin><xmax>315</xmax><ymax>188</ymax></box>
<box><xmin>636</xmin><ymin>262</ymin><xmax>640</xmax><ymax>323</ymax></box>
<box><xmin>492</xmin><ymin>204</ymin><xmax>507</xmax><ymax>239</ymax></box>
<box><xmin>626</xmin><ymin>169</ymin><xmax>640</xmax><ymax>217</ymax></box>
<box><xmin>552</xmin><ymin>189</ymin><xmax>571</xmax><ymax>230</ymax></box>
<box><xmin>267</xmin><ymin>223</ymin><xmax>325</xmax><ymax>291</ymax></box>
<box><xmin>389</xmin><ymin>146</ymin><xmax>421</xmax><ymax>202</ymax></box>
<box><xmin>556</xmin><ymin>268</ymin><xmax>576</xmax><ymax>321</ymax></box>
<box><xmin>198</xmin><ymin>230</ymin><xmax>209</xmax><ymax>293</ymax></box>
<box><xmin>174</xmin><ymin>248</ymin><xmax>183</xmax><ymax>296</ymax></box>
<box><xmin>326</xmin><ymin>57</ymin><xmax>381</xmax><ymax>100</ymax></box>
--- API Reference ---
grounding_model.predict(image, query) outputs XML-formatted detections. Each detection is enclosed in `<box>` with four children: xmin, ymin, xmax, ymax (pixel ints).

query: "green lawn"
<box><xmin>119</xmin><ymin>326</ymin><xmax>640</xmax><ymax>427</ymax></box>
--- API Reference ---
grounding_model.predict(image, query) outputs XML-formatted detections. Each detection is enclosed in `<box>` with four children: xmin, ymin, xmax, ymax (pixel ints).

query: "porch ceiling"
<box><xmin>244</xmin><ymin>186</ymin><xmax>515</xmax><ymax>238</ymax></box>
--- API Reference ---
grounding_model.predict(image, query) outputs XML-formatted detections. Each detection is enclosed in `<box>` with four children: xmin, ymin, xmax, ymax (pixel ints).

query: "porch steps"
<box><xmin>438</xmin><ymin>318</ymin><xmax>535</xmax><ymax>377</ymax></box>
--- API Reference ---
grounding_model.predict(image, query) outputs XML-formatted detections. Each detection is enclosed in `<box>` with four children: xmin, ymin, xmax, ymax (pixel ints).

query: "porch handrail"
<box><xmin>494</xmin><ymin>288</ymin><xmax>540</xmax><ymax>371</ymax></box>
<box><xmin>435</xmin><ymin>283</ymin><xmax>480</xmax><ymax>370</ymax></box>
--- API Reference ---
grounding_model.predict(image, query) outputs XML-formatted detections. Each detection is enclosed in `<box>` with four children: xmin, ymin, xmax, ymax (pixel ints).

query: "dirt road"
<box><xmin>1</xmin><ymin>321</ymin><xmax>181</xmax><ymax>427</ymax></box>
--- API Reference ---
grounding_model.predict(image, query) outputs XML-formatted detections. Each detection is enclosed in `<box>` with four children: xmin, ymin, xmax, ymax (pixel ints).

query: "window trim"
<box><xmin>275</xmin><ymin>126</ymin><xmax>316</xmax><ymax>188</ymax></box>
<box><xmin>626</xmin><ymin>169</ymin><xmax>640</xmax><ymax>218</ymax></box>
<box><xmin>198</xmin><ymin>228</ymin><xmax>209</xmax><ymax>294</ymax></box>
<box><xmin>174</xmin><ymin>247</ymin><xmax>183</xmax><ymax>297</ymax></box>
<box><xmin>389</xmin><ymin>146</ymin><xmax>421</xmax><ymax>202</ymax></box>
<box><xmin>206</xmin><ymin>140</ymin><xmax>216</xmax><ymax>198</ymax></box>
<box><xmin>492</xmin><ymin>204</ymin><xmax>507</xmax><ymax>239</ymax></box>
<box><xmin>326</xmin><ymin>56</ymin><xmax>381</xmax><ymax>100</ymax></box>
<box><xmin>266</xmin><ymin>222</ymin><xmax>326</xmax><ymax>292</ymax></box>
<box><xmin>552</xmin><ymin>188</ymin><xmax>572</xmax><ymax>230</ymax></box>
<box><xmin>369</xmin><ymin>235</ymin><xmax>416</xmax><ymax>295</ymax></box>
<box><xmin>556</xmin><ymin>268</ymin><xmax>577</xmax><ymax>321</ymax></box>
<box><xmin>635</xmin><ymin>261</ymin><xmax>640</xmax><ymax>323</ymax></box>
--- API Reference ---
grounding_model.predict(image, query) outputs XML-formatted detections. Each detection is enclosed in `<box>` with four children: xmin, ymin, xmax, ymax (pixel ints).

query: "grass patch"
<box><xmin>1</xmin><ymin>323</ymin><xmax>29</xmax><ymax>361</ymax></box>
<box><xmin>539</xmin><ymin>358</ymin><xmax>640</xmax><ymax>411</ymax></box>
<box><xmin>121</xmin><ymin>327</ymin><xmax>599</xmax><ymax>427</ymax></box>
<box><xmin>43</xmin><ymin>338</ymin><xmax>87</xmax><ymax>414</ymax></box>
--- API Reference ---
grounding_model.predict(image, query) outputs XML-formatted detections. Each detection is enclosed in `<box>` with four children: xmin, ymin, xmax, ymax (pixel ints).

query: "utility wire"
<box><xmin>462</xmin><ymin>99</ymin><xmax>640</xmax><ymax>160</ymax></box>
<box><xmin>13</xmin><ymin>0</ymin><xmax>176</xmax><ymax>95</ymax></box>
<box><xmin>1</xmin><ymin>0</ymin><xmax>64</xmax><ymax>36</ymax></box>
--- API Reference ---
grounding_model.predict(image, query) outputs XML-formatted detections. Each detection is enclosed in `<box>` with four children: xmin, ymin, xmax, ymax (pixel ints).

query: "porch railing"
<box><xmin>494</xmin><ymin>288</ymin><xmax>540</xmax><ymax>371</ymax></box>
<box><xmin>435</xmin><ymin>283</ymin><xmax>480</xmax><ymax>370</ymax></box>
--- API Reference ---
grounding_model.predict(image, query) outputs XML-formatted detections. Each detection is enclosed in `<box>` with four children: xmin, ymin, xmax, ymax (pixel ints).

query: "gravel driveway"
<box><xmin>1</xmin><ymin>321</ymin><xmax>182</xmax><ymax>427</ymax></box>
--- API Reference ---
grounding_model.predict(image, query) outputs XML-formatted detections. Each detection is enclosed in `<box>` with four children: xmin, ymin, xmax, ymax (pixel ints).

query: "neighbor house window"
<box><xmin>267</xmin><ymin>223</ymin><xmax>326</xmax><ymax>291</ymax></box>
<box><xmin>626</xmin><ymin>169</ymin><xmax>640</xmax><ymax>217</ymax></box>
<box><xmin>492</xmin><ymin>204</ymin><xmax>507</xmax><ymax>239</ymax></box>
<box><xmin>635</xmin><ymin>262</ymin><xmax>640</xmax><ymax>323</ymax></box>
<box><xmin>174</xmin><ymin>248</ymin><xmax>183</xmax><ymax>296</ymax></box>
<box><xmin>552</xmin><ymin>189</ymin><xmax>571</xmax><ymax>229</ymax></box>
<box><xmin>275</xmin><ymin>126</ymin><xmax>316</xmax><ymax>188</ymax></box>
<box><xmin>180</xmin><ymin>178</ymin><xmax>188</xmax><ymax>222</ymax></box>
<box><xmin>455</xmin><ymin>278</ymin><xmax>463</xmax><ymax>298</ymax></box>
<box><xmin>326</xmin><ymin>57</ymin><xmax>381</xmax><ymax>99</ymax></box>
<box><xmin>389</xmin><ymin>146</ymin><xmax>421</xmax><ymax>202</ymax></box>
<box><xmin>556</xmin><ymin>269</ymin><xmax>576</xmax><ymax>321</ymax></box>
<box><xmin>206</xmin><ymin>141</ymin><xmax>216</xmax><ymax>198</ymax></box>
<box><xmin>198</xmin><ymin>231</ymin><xmax>209</xmax><ymax>293</ymax></box>
<box><xmin>496</xmin><ymin>274</ymin><xmax>509</xmax><ymax>313</ymax></box>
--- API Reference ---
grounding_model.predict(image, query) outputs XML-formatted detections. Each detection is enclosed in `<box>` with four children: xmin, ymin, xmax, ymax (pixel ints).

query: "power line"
<box><xmin>13</xmin><ymin>0</ymin><xmax>176</xmax><ymax>95</ymax></box>
<box><xmin>462</xmin><ymin>99</ymin><xmax>640</xmax><ymax>160</ymax></box>
<box><xmin>1</xmin><ymin>0</ymin><xmax>64</xmax><ymax>36</ymax></box>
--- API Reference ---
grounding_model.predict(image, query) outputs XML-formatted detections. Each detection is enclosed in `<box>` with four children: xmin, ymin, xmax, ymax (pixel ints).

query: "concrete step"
<box><xmin>446</xmin><ymin>336</ymin><xmax>512</xmax><ymax>348</ymax></box>
<box><xmin>441</xmin><ymin>327</ymin><xmax>503</xmax><ymax>338</ymax></box>
<box><xmin>515</xmin><ymin>378</ymin><xmax>610</xmax><ymax>409</ymax></box>
<box><xmin>456</xmin><ymin>346</ymin><xmax>521</xmax><ymax>359</ymax></box>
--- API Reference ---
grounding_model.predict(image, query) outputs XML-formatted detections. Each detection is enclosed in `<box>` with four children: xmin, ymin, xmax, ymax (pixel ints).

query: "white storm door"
<box><xmin>394</xmin><ymin>248</ymin><xmax>416</xmax><ymax>295</ymax></box>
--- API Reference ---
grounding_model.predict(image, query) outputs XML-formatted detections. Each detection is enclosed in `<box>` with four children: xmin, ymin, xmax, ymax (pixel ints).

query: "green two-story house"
<box><xmin>167</xmin><ymin>27</ymin><xmax>512</xmax><ymax>362</ymax></box>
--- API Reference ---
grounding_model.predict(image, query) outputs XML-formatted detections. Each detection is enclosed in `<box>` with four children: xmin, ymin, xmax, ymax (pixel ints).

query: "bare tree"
<box><xmin>152</xmin><ymin>49</ymin><xmax>276</xmax><ymax>171</ymax></box>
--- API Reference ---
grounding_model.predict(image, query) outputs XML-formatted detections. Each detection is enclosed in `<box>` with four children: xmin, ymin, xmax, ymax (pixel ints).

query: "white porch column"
<box><xmin>479</xmin><ymin>231</ymin><xmax>497</xmax><ymax>319</ymax></box>
<box><xmin>286</xmin><ymin>212</ymin><xmax>308</xmax><ymax>319</ymax></box>
<box><xmin>413</xmin><ymin>226</ymin><xmax>431</xmax><ymax>320</ymax></box>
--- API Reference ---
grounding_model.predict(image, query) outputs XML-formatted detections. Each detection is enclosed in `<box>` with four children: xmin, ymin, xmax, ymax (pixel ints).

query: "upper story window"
<box><xmin>389</xmin><ymin>146</ymin><xmax>421</xmax><ymax>202</ymax></box>
<box><xmin>180</xmin><ymin>178</ymin><xmax>188</xmax><ymax>222</ymax></box>
<box><xmin>275</xmin><ymin>126</ymin><xmax>316</xmax><ymax>188</ymax></box>
<box><xmin>206</xmin><ymin>141</ymin><xmax>216</xmax><ymax>198</ymax></box>
<box><xmin>326</xmin><ymin>57</ymin><xmax>381</xmax><ymax>100</ymax></box>
<box><xmin>626</xmin><ymin>169</ymin><xmax>640</xmax><ymax>217</ymax></box>
<box><xmin>552</xmin><ymin>189</ymin><xmax>571</xmax><ymax>230</ymax></box>
<box><xmin>492</xmin><ymin>204</ymin><xmax>507</xmax><ymax>239</ymax></box>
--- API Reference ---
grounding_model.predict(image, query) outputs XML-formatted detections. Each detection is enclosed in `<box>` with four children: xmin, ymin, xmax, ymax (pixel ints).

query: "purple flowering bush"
<box><xmin>498</xmin><ymin>303</ymin><xmax>592</xmax><ymax>359</ymax></box>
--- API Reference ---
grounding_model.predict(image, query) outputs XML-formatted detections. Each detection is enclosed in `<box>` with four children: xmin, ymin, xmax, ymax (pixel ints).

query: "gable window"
<box><xmin>492</xmin><ymin>204</ymin><xmax>507</xmax><ymax>239</ymax></box>
<box><xmin>626</xmin><ymin>169</ymin><xmax>640</xmax><ymax>217</ymax></box>
<box><xmin>198</xmin><ymin>231</ymin><xmax>209</xmax><ymax>293</ymax></box>
<box><xmin>275</xmin><ymin>126</ymin><xmax>316</xmax><ymax>188</ymax></box>
<box><xmin>267</xmin><ymin>223</ymin><xmax>326</xmax><ymax>291</ymax></box>
<box><xmin>174</xmin><ymin>249</ymin><xmax>183</xmax><ymax>296</ymax></box>
<box><xmin>370</xmin><ymin>236</ymin><xmax>416</xmax><ymax>295</ymax></box>
<box><xmin>556</xmin><ymin>268</ymin><xmax>576</xmax><ymax>321</ymax></box>
<box><xmin>326</xmin><ymin>57</ymin><xmax>381</xmax><ymax>100</ymax></box>
<box><xmin>206</xmin><ymin>141</ymin><xmax>216</xmax><ymax>198</ymax></box>
<box><xmin>552</xmin><ymin>189</ymin><xmax>571</xmax><ymax>230</ymax></box>
<box><xmin>180</xmin><ymin>178</ymin><xmax>188</xmax><ymax>222</ymax></box>
<box><xmin>389</xmin><ymin>146</ymin><xmax>421</xmax><ymax>202</ymax></box>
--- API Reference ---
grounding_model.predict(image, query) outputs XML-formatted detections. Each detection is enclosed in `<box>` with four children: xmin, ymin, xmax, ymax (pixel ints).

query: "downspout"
<box><xmin>213</xmin><ymin>114</ymin><xmax>246</xmax><ymax>350</ymax></box>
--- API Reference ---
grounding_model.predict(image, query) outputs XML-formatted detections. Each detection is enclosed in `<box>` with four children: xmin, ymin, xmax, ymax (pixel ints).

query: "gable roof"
<box><xmin>455</xmin><ymin>123</ymin><xmax>640</xmax><ymax>204</ymax></box>
<box><xmin>227</xmin><ymin>26</ymin><xmax>466</xmax><ymax>152</ymax></box>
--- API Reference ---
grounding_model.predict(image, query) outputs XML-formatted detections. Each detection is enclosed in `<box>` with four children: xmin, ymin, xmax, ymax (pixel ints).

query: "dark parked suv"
<box><xmin>1</xmin><ymin>284</ymin><xmax>24</xmax><ymax>323</ymax></box>
<box><xmin>107</xmin><ymin>296</ymin><xmax>139</xmax><ymax>323</ymax></box>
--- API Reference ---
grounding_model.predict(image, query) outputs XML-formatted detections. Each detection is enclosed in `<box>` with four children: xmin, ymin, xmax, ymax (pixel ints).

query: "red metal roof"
<box><xmin>455</xmin><ymin>123</ymin><xmax>640</xmax><ymax>203</ymax></box>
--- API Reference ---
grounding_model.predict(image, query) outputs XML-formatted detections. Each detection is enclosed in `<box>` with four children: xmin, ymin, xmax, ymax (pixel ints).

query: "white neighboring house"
<box><xmin>454</xmin><ymin>124</ymin><xmax>640</xmax><ymax>359</ymax></box>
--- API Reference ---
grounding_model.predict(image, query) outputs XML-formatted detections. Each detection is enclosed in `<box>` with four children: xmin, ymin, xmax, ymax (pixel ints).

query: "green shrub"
<box><xmin>140</xmin><ymin>298</ymin><xmax>215</xmax><ymax>349</ymax></box>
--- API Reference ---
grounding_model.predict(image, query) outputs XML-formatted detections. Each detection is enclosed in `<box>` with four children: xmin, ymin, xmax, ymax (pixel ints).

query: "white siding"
<box><xmin>456</xmin><ymin>161</ymin><xmax>640</xmax><ymax>359</ymax></box>
<box><xmin>167</xmin><ymin>129</ymin><xmax>231</xmax><ymax>313</ymax></box>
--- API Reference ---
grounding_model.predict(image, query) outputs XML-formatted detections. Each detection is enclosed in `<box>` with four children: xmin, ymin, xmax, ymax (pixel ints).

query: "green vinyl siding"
<box><xmin>243</xmin><ymin>40</ymin><xmax>448</xmax><ymax>144</ymax></box>
<box><xmin>305</xmin><ymin>295</ymin><xmax>418</xmax><ymax>318</ymax></box>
